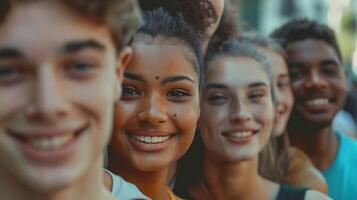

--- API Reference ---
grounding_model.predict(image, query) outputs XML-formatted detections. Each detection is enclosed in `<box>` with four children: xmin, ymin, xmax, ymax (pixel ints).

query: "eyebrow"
<box><xmin>320</xmin><ymin>59</ymin><xmax>339</xmax><ymax>66</ymax></box>
<box><xmin>205</xmin><ymin>83</ymin><xmax>228</xmax><ymax>90</ymax></box>
<box><xmin>124</xmin><ymin>72</ymin><xmax>145</xmax><ymax>83</ymax></box>
<box><xmin>248</xmin><ymin>82</ymin><xmax>268</xmax><ymax>88</ymax></box>
<box><xmin>61</xmin><ymin>39</ymin><xmax>105</xmax><ymax>53</ymax></box>
<box><xmin>161</xmin><ymin>75</ymin><xmax>195</xmax><ymax>85</ymax></box>
<box><xmin>0</xmin><ymin>47</ymin><xmax>23</xmax><ymax>59</ymax></box>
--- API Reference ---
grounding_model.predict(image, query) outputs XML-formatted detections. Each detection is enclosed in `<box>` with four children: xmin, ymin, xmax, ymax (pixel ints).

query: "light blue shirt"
<box><xmin>322</xmin><ymin>132</ymin><xmax>357</xmax><ymax>200</ymax></box>
<box><xmin>105</xmin><ymin>169</ymin><xmax>151</xmax><ymax>200</ymax></box>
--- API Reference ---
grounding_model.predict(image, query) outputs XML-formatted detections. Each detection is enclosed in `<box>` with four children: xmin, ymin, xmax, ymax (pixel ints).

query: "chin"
<box><xmin>131</xmin><ymin>156</ymin><xmax>171</xmax><ymax>172</ymax></box>
<box><xmin>20</xmin><ymin>166</ymin><xmax>84</xmax><ymax>193</ymax></box>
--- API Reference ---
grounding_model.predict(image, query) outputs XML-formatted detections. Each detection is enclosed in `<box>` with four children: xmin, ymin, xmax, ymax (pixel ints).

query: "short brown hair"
<box><xmin>0</xmin><ymin>0</ymin><xmax>141</xmax><ymax>51</ymax></box>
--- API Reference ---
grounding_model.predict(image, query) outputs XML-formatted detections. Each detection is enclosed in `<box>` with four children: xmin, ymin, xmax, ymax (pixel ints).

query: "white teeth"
<box><xmin>306</xmin><ymin>98</ymin><xmax>329</xmax><ymax>106</ymax></box>
<box><xmin>230</xmin><ymin>131</ymin><xmax>253</xmax><ymax>138</ymax></box>
<box><xmin>29</xmin><ymin>133</ymin><xmax>74</xmax><ymax>150</ymax></box>
<box><xmin>132</xmin><ymin>135</ymin><xmax>170</xmax><ymax>144</ymax></box>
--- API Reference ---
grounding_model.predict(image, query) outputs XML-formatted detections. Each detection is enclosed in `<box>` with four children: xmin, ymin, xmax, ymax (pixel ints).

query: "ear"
<box><xmin>115</xmin><ymin>46</ymin><xmax>133</xmax><ymax>100</ymax></box>
<box><xmin>116</xmin><ymin>46</ymin><xmax>133</xmax><ymax>78</ymax></box>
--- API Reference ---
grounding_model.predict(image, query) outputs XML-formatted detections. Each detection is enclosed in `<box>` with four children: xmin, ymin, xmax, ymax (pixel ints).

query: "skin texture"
<box><xmin>0</xmin><ymin>1</ymin><xmax>131</xmax><ymax>200</ymax></box>
<box><xmin>287</xmin><ymin>39</ymin><xmax>348</xmax><ymax>170</ymax></box>
<box><xmin>200</xmin><ymin>56</ymin><xmax>274</xmax><ymax>162</ymax></box>
<box><xmin>191</xmin><ymin>55</ymin><xmax>280</xmax><ymax>200</ymax></box>
<box><xmin>108</xmin><ymin>37</ymin><xmax>200</xmax><ymax>200</ymax></box>
<box><xmin>287</xmin><ymin>39</ymin><xmax>347</xmax><ymax>126</ymax></box>
<box><xmin>258</xmin><ymin>47</ymin><xmax>294</xmax><ymax>137</ymax></box>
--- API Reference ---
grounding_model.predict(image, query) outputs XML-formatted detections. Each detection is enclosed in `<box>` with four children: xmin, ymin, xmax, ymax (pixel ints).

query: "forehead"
<box><xmin>0</xmin><ymin>1</ymin><xmax>113</xmax><ymax>58</ymax></box>
<box><xmin>206</xmin><ymin>56</ymin><xmax>270</xmax><ymax>86</ymax></box>
<box><xmin>209</xmin><ymin>0</ymin><xmax>224</xmax><ymax>17</ymax></box>
<box><xmin>128</xmin><ymin>40</ymin><xmax>198</xmax><ymax>79</ymax></box>
<box><xmin>258</xmin><ymin>47</ymin><xmax>288</xmax><ymax>78</ymax></box>
<box><xmin>286</xmin><ymin>39</ymin><xmax>340</xmax><ymax>65</ymax></box>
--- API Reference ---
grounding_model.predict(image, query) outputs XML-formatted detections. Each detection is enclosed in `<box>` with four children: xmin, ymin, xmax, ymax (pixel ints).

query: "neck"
<box><xmin>107</xmin><ymin>150</ymin><xmax>170</xmax><ymax>200</ymax></box>
<box><xmin>0</xmin><ymin>156</ymin><xmax>113</xmax><ymax>200</ymax></box>
<box><xmin>288</xmin><ymin>116</ymin><xmax>339</xmax><ymax>170</ymax></box>
<box><xmin>195</xmin><ymin>152</ymin><xmax>277</xmax><ymax>200</ymax></box>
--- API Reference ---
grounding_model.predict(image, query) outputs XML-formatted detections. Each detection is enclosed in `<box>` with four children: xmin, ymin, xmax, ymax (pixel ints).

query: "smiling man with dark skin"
<box><xmin>272</xmin><ymin>19</ymin><xmax>357</xmax><ymax>200</ymax></box>
<box><xmin>0</xmin><ymin>1</ymin><xmax>141</xmax><ymax>200</ymax></box>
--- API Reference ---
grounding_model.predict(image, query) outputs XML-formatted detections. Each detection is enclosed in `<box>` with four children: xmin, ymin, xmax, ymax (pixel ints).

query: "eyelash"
<box><xmin>166</xmin><ymin>89</ymin><xmax>191</xmax><ymax>102</ymax></box>
<box><xmin>248</xmin><ymin>91</ymin><xmax>266</xmax><ymax>102</ymax></box>
<box><xmin>121</xmin><ymin>85</ymin><xmax>141</xmax><ymax>100</ymax></box>
<box><xmin>0</xmin><ymin>64</ymin><xmax>26</xmax><ymax>85</ymax></box>
<box><xmin>207</xmin><ymin>93</ymin><xmax>228</xmax><ymax>105</ymax></box>
<box><xmin>64</xmin><ymin>59</ymin><xmax>99</xmax><ymax>79</ymax></box>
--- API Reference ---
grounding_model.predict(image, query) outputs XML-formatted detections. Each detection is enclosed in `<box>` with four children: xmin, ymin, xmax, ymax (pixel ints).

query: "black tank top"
<box><xmin>276</xmin><ymin>184</ymin><xmax>308</xmax><ymax>200</ymax></box>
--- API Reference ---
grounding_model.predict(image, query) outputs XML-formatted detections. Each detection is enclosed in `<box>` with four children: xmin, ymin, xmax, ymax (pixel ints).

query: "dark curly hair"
<box><xmin>0</xmin><ymin>0</ymin><xmax>141</xmax><ymax>52</ymax></box>
<box><xmin>134</xmin><ymin>7</ymin><xmax>204</xmax><ymax>88</ymax></box>
<box><xmin>271</xmin><ymin>18</ymin><xmax>342</xmax><ymax>62</ymax></box>
<box><xmin>138</xmin><ymin>0</ymin><xmax>217</xmax><ymax>39</ymax></box>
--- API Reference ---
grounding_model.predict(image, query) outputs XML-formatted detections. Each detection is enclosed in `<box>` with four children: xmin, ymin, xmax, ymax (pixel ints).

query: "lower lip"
<box><xmin>11</xmin><ymin>128</ymin><xmax>87</xmax><ymax>163</ymax></box>
<box><xmin>128</xmin><ymin>133</ymin><xmax>175</xmax><ymax>152</ymax></box>
<box><xmin>224</xmin><ymin>133</ymin><xmax>254</xmax><ymax>145</ymax></box>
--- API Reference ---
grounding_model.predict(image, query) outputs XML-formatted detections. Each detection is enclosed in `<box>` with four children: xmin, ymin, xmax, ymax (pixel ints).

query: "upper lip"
<box><xmin>126</xmin><ymin>129</ymin><xmax>176</xmax><ymax>136</ymax></box>
<box><xmin>6</xmin><ymin>123</ymin><xmax>89</xmax><ymax>138</ymax></box>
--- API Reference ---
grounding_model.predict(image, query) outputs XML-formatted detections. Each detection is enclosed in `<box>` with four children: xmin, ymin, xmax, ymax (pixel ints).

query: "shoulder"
<box><xmin>304</xmin><ymin>190</ymin><xmax>332</xmax><ymax>200</ymax></box>
<box><xmin>104</xmin><ymin>170</ymin><xmax>151</xmax><ymax>200</ymax></box>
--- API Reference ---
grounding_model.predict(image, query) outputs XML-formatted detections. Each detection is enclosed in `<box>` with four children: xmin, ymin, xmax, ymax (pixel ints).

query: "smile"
<box><xmin>305</xmin><ymin>98</ymin><xmax>330</xmax><ymax>106</ymax></box>
<box><xmin>228</xmin><ymin>131</ymin><xmax>253</xmax><ymax>139</ymax></box>
<box><xmin>6</xmin><ymin>123</ymin><xmax>89</xmax><ymax>151</ymax></box>
<box><xmin>131</xmin><ymin>135</ymin><xmax>171</xmax><ymax>144</ymax></box>
<box><xmin>126</xmin><ymin>129</ymin><xmax>176</xmax><ymax>151</ymax></box>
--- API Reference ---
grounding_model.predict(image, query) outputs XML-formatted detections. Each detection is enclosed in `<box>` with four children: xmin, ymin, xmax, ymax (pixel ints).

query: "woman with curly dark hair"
<box><xmin>106</xmin><ymin>4</ymin><xmax>207</xmax><ymax>199</ymax></box>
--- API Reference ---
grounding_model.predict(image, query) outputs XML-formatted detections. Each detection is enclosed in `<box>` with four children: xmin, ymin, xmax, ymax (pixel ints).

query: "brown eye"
<box><xmin>0</xmin><ymin>64</ymin><xmax>24</xmax><ymax>84</ymax></box>
<box><xmin>67</xmin><ymin>60</ymin><xmax>96</xmax><ymax>74</ymax></box>
<box><xmin>167</xmin><ymin>89</ymin><xmax>191</xmax><ymax>102</ymax></box>
<box><xmin>121</xmin><ymin>85</ymin><xmax>141</xmax><ymax>100</ymax></box>
<box><xmin>207</xmin><ymin>93</ymin><xmax>228</xmax><ymax>105</ymax></box>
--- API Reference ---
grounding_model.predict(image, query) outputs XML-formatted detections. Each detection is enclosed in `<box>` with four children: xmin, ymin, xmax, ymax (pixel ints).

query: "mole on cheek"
<box><xmin>173</xmin><ymin>114</ymin><xmax>177</xmax><ymax>117</ymax></box>
<box><xmin>155</xmin><ymin>76</ymin><xmax>160</xmax><ymax>80</ymax></box>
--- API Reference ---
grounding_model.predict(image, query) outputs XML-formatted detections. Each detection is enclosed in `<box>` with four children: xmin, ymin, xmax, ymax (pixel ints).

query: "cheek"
<box><xmin>252</xmin><ymin>103</ymin><xmax>274</xmax><ymax>130</ymax></box>
<box><xmin>0</xmin><ymin>85</ymin><xmax>30</xmax><ymax>123</ymax></box>
<box><xmin>173</xmin><ymin>102</ymin><xmax>200</xmax><ymax>134</ymax></box>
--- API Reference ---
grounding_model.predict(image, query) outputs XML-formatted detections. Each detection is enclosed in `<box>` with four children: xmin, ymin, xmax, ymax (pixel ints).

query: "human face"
<box><xmin>0</xmin><ymin>1</ymin><xmax>127</xmax><ymax>192</ymax></box>
<box><xmin>200</xmin><ymin>56</ymin><xmax>274</xmax><ymax>162</ymax></box>
<box><xmin>286</xmin><ymin>39</ymin><xmax>347</xmax><ymax>125</ymax></box>
<box><xmin>110</xmin><ymin>38</ymin><xmax>200</xmax><ymax>171</ymax></box>
<box><xmin>259</xmin><ymin>48</ymin><xmax>294</xmax><ymax>137</ymax></box>
<box><xmin>203</xmin><ymin>0</ymin><xmax>225</xmax><ymax>51</ymax></box>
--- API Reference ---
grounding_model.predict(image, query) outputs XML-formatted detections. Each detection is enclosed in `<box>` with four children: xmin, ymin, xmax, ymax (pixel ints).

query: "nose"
<box><xmin>229</xmin><ymin>99</ymin><xmax>251</xmax><ymax>123</ymax></box>
<box><xmin>137</xmin><ymin>93</ymin><xmax>168</xmax><ymax>125</ymax></box>
<box><xmin>274</xmin><ymin>88</ymin><xmax>286</xmax><ymax>115</ymax></box>
<box><xmin>304</xmin><ymin>70</ymin><xmax>328</xmax><ymax>89</ymax></box>
<box><xmin>26</xmin><ymin>65</ymin><xmax>70</xmax><ymax>122</ymax></box>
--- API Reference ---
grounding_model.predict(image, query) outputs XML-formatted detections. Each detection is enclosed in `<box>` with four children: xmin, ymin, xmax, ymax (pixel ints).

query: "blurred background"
<box><xmin>232</xmin><ymin>0</ymin><xmax>357</xmax><ymax>89</ymax></box>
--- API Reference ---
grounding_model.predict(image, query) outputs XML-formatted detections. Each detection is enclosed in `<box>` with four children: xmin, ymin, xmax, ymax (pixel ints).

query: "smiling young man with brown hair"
<box><xmin>273</xmin><ymin>18</ymin><xmax>357</xmax><ymax>200</ymax></box>
<box><xmin>0</xmin><ymin>0</ymin><xmax>142</xmax><ymax>200</ymax></box>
